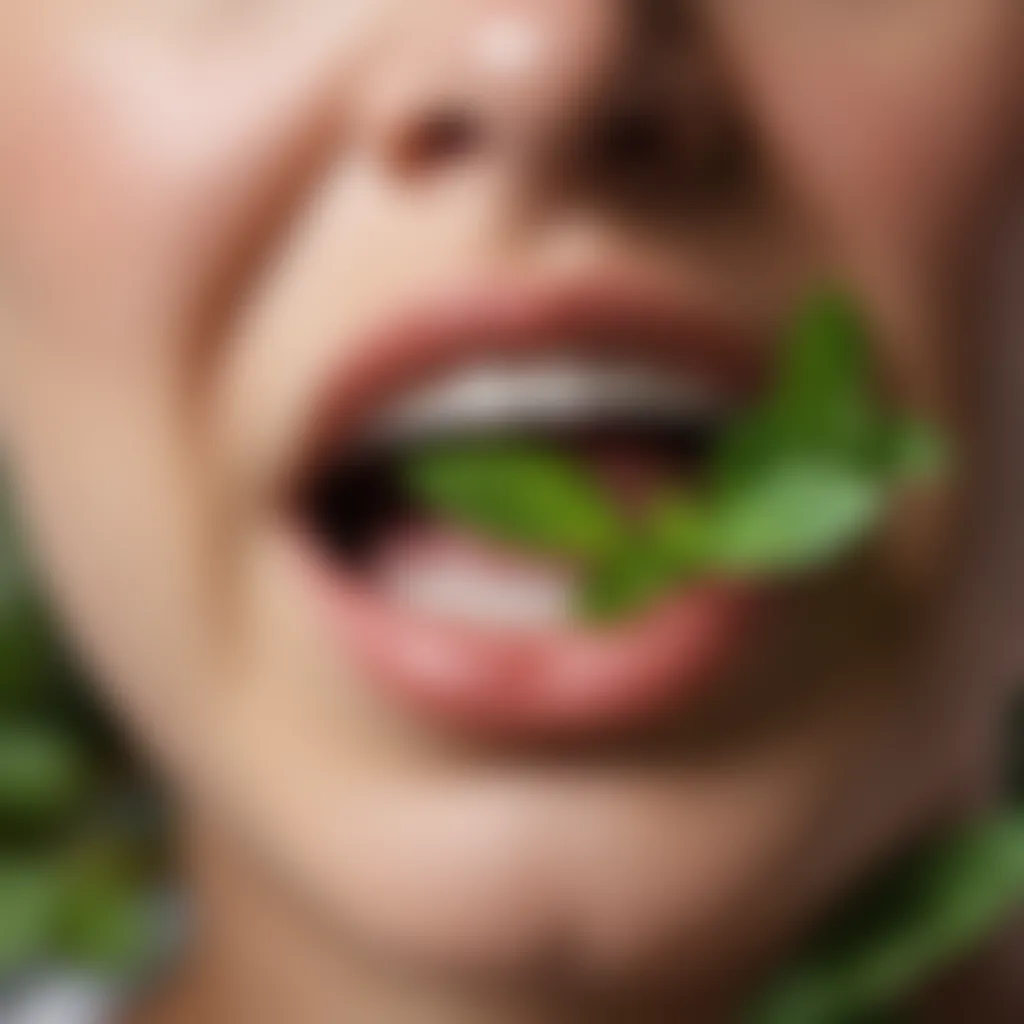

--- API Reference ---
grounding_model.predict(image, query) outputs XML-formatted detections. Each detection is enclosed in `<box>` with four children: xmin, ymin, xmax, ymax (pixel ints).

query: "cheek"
<box><xmin>0</xmin><ymin>33</ymin><xmax>333</xmax><ymax>380</ymax></box>
<box><xmin>0</xmin><ymin>63</ymin><xmax>192</xmax><ymax>350</ymax></box>
<box><xmin>717</xmin><ymin>2</ymin><xmax>1020</xmax><ymax>272</ymax></box>
<box><xmin>0</xmin><ymin>30</ymin><xmax>351</xmax><ymax>728</ymax></box>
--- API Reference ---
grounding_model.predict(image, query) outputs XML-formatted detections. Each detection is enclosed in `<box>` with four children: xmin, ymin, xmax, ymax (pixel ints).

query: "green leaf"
<box><xmin>581</xmin><ymin>542</ymin><xmax>670</xmax><ymax>623</ymax></box>
<box><xmin>53</xmin><ymin>843</ymin><xmax>154</xmax><ymax>971</ymax></box>
<box><xmin>648</xmin><ymin>492</ymin><xmax>716</xmax><ymax>570</ymax></box>
<box><xmin>406</xmin><ymin>442</ymin><xmax>626</xmax><ymax>561</ymax></box>
<box><xmin>56</xmin><ymin>875</ymin><xmax>149</xmax><ymax>970</ymax></box>
<box><xmin>0</xmin><ymin>723</ymin><xmax>89</xmax><ymax>821</ymax></box>
<box><xmin>718</xmin><ymin>289</ymin><xmax>879</xmax><ymax>489</ymax></box>
<box><xmin>580</xmin><ymin>495</ymin><xmax>716</xmax><ymax>621</ymax></box>
<box><xmin>708</xmin><ymin>463</ymin><xmax>883</xmax><ymax>575</ymax></box>
<box><xmin>405</xmin><ymin>287</ymin><xmax>948</xmax><ymax>623</ymax></box>
<box><xmin>0</xmin><ymin>858</ymin><xmax>66</xmax><ymax>975</ymax></box>
<box><xmin>745</xmin><ymin>968</ymin><xmax>854</xmax><ymax>1024</ymax></box>
<box><xmin>748</xmin><ymin>816</ymin><xmax>1024</xmax><ymax>1024</ymax></box>
<box><xmin>774</xmin><ymin>289</ymin><xmax>874</xmax><ymax>437</ymax></box>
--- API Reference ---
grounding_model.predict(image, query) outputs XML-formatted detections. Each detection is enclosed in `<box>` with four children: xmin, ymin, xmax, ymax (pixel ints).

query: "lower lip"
<box><xmin>295</xmin><ymin>541</ymin><xmax>760</xmax><ymax>738</ymax></box>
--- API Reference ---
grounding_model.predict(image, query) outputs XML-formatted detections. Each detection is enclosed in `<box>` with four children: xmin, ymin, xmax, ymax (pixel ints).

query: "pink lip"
<box><xmin>303</xmin><ymin>551</ymin><xmax>759</xmax><ymax>737</ymax></box>
<box><xmin>292</xmin><ymin>275</ymin><xmax>763</xmax><ymax>488</ymax></box>
<box><xmin>289</xmin><ymin>276</ymin><xmax>766</xmax><ymax>739</ymax></box>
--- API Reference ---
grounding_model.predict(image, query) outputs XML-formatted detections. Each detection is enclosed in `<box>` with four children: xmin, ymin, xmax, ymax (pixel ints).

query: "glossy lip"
<box><xmin>288</xmin><ymin>275</ymin><xmax>768</xmax><ymax>739</ymax></box>
<box><xmin>290</xmin><ymin>275</ymin><xmax>765</xmax><ymax>490</ymax></box>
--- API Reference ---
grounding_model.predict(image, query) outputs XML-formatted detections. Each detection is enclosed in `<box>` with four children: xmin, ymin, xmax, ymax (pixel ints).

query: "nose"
<box><xmin>359</xmin><ymin>0</ymin><xmax>747</xmax><ymax>206</ymax></box>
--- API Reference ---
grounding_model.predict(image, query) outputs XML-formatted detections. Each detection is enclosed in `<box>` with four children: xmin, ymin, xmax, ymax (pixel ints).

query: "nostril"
<box><xmin>588</xmin><ymin>83</ymin><xmax>756</xmax><ymax>206</ymax></box>
<box><xmin>394</xmin><ymin>106</ymin><xmax>485</xmax><ymax>178</ymax></box>
<box><xmin>593</xmin><ymin>102</ymin><xmax>675</xmax><ymax>178</ymax></box>
<box><xmin>637</xmin><ymin>0</ymin><xmax>694</xmax><ymax>41</ymax></box>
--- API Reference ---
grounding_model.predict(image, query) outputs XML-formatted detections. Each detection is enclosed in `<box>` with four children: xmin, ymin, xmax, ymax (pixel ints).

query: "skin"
<box><xmin>0</xmin><ymin>1</ymin><xmax>1021</xmax><ymax>1021</ymax></box>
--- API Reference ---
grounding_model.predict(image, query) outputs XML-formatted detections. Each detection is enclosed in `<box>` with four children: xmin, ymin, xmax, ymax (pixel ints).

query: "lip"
<box><xmin>292</xmin><ymin>274</ymin><xmax>764</xmax><ymax>487</ymax></box>
<box><xmin>288</xmin><ymin>275</ymin><xmax>767</xmax><ymax>738</ymax></box>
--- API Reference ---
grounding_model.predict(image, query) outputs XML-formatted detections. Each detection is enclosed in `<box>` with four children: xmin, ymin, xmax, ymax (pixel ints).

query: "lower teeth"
<box><xmin>372</xmin><ymin>526</ymin><xmax>576</xmax><ymax>630</ymax></box>
<box><xmin>378</xmin><ymin>562</ymin><xmax>574</xmax><ymax>630</ymax></box>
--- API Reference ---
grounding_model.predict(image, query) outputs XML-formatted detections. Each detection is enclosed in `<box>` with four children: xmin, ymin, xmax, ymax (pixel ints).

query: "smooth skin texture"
<box><xmin>0</xmin><ymin>1</ymin><xmax>1021</xmax><ymax>1021</ymax></box>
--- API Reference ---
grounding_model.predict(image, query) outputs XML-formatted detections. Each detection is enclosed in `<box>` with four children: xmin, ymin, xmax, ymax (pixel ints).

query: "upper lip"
<box><xmin>290</xmin><ymin>273</ymin><xmax>765</xmax><ymax>493</ymax></box>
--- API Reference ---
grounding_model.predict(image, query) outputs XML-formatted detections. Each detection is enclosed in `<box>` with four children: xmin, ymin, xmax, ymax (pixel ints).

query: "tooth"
<box><xmin>383</xmin><ymin>563</ymin><xmax>573</xmax><ymax>629</ymax></box>
<box><xmin>365</xmin><ymin>357</ymin><xmax>727</xmax><ymax>444</ymax></box>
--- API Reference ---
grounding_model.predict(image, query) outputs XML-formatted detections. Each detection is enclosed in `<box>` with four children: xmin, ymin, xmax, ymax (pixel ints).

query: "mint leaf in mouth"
<box><xmin>404</xmin><ymin>288</ymin><xmax>947</xmax><ymax>623</ymax></box>
<box><xmin>407</xmin><ymin>441</ymin><xmax>627</xmax><ymax>564</ymax></box>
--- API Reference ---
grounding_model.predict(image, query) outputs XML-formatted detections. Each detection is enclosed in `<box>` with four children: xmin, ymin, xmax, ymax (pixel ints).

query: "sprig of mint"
<box><xmin>407</xmin><ymin>442</ymin><xmax>626</xmax><ymax>562</ymax></box>
<box><xmin>407</xmin><ymin>289</ymin><xmax>947</xmax><ymax>622</ymax></box>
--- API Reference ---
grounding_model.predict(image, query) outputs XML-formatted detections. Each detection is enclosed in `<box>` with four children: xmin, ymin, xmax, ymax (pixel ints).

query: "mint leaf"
<box><xmin>772</xmin><ymin>289</ymin><xmax>875</xmax><ymax>449</ymax></box>
<box><xmin>580</xmin><ymin>495</ymin><xmax>715</xmax><ymax>621</ymax></box>
<box><xmin>717</xmin><ymin>289</ymin><xmax>879</xmax><ymax>490</ymax></box>
<box><xmin>648</xmin><ymin>492</ymin><xmax>716</xmax><ymax>570</ymax></box>
<box><xmin>405</xmin><ymin>288</ymin><xmax>947</xmax><ymax>623</ymax></box>
<box><xmin>581</xmin><ymin>543</ymin><xmax>670</xmax><ymax>623</ymax></box>
<box><xmin>407</xmin><ymin>442</ymin><xmax>626</xmax><ymax>561</ymax></box>
<box><xmin>709</xmin><ymin>463</ymin><xmax>883</xmax><ymax>575</ymax></box>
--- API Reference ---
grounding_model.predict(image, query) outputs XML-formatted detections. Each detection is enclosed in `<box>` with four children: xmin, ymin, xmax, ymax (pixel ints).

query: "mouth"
<box><xmin>289</xmin><ymin>279</ymin><xmax>766</xmax><ymax>738</ymax></box>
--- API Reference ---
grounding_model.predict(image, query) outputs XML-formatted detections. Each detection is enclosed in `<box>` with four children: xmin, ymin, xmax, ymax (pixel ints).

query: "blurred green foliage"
<box><xmin>749</xmin><ymin>816</ymin><xmax>1024</xmax><ymax>1024</ymax></box>
<box><xmin>0</xmin><ymin>491</ymin><xmax>161</xmax><ymax>980</ymax></box>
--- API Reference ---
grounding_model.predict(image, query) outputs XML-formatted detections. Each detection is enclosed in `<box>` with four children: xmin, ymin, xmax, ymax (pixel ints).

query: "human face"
<box><xmin>0</xmin><ymin>0</ymin><xmax>1020</xmax><ymax>1011</ymax></box>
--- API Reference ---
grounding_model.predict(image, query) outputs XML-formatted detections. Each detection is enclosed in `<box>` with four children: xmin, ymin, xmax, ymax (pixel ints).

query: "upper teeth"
<box><xmin>364</xmin><ymin>357</ymin><xmax>728</xmax><ymax>446</ymax></box>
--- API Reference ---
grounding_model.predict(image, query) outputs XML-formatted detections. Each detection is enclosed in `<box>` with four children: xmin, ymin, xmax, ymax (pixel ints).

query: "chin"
<box><xmin>173</xmin><ymin>478</ymin><xmax>961</xmax><ymax>1011</ymax></box>
<box><xmin>196</xmin><ymin>671</ymin><xmax>947</xmax><ymax>1010</ymax></box>
<box><xmin>275</xmin><ymin>784</ymin><xmax>772</xmax><ymax>991</ymax></box>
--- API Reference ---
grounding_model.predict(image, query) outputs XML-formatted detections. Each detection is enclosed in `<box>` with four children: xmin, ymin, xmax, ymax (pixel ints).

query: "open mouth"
<box><xmin>303</xmin><ymin>356</ymin><xmax>732</xmax><ymax>628</ymax></box>
<box><xmin>289</xmin><ymin>280</ymin><xmax>764</xmax><ymax>737</ymax></box>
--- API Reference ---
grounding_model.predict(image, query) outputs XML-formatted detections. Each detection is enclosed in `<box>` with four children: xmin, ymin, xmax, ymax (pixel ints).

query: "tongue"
<box><xmin>370</xmin><ymin>444</ymin><xmax>683</xmax><ymax>629</ymax></box>
<box><xmin>583</xmin><ymin>442</ymin><xmax>683</xmax><ymax>515</ymax></box>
